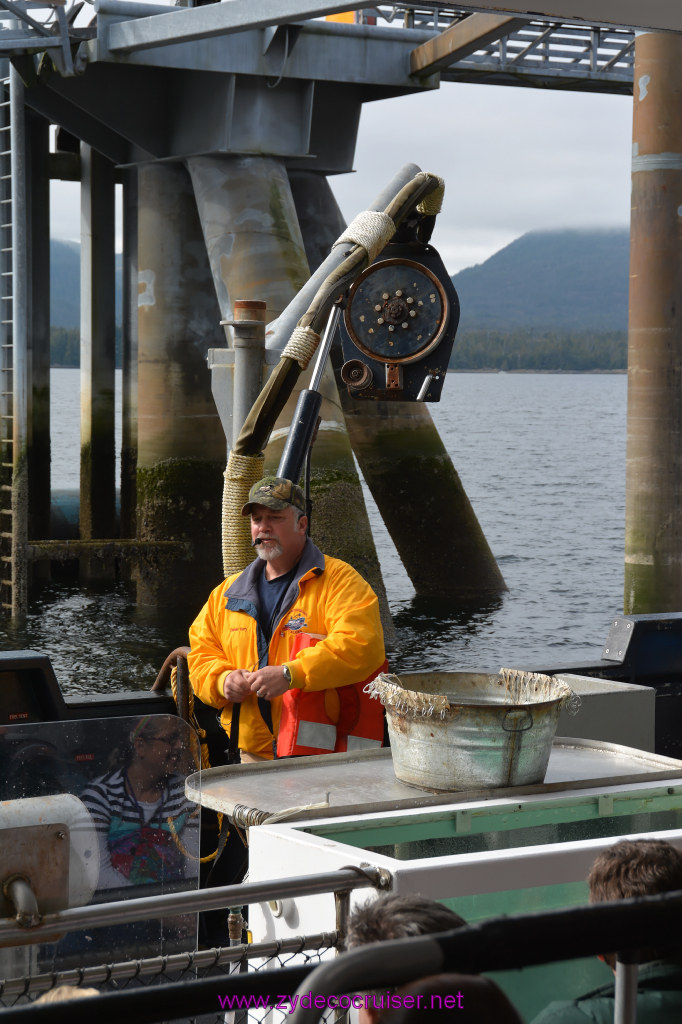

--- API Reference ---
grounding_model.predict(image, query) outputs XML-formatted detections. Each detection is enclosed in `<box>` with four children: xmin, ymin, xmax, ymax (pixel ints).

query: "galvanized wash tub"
<box><xmin>367</xmin><ymin>670</ymin><xmax>578</xmax><ymax>792</ymax></box>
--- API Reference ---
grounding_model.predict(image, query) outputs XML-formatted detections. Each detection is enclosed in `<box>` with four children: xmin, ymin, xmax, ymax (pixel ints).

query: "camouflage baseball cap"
<box><xmin>241</xmin><ymin>476</ymin><xmax>306</xmax><ymax>516</ymax></box>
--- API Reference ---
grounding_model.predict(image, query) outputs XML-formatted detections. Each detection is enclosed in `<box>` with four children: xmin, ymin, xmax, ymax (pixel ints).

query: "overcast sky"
<box><xmin>50</xmin><ymin>78</ymin><xmax>633</xmax><ymax>275</ymax></box>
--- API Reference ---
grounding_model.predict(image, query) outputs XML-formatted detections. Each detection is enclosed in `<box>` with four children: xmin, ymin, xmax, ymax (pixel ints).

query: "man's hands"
<box><xmin>222</xmin><ymin>665</ymin><xmax>290</xmax><ymax>702</ymax></box>
<box><xmin>222</xmin><ymin>669</ymin><xmax>254</xmax><ymax>703</ymax></box>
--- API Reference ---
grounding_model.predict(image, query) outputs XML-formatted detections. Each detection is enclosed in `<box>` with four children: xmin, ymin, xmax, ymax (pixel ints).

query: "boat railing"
<box><xmin>1</xmin><ymin>888</ymin><xmax>679</xmax><ymax>1024</ymax></box>
<box><xmin>291</xmin><ymin>888</ymin><xmax>682</xmax><ymax>1024</ymax></box>
<box><xmin>0</xmin><ymin>866</ymin><xmax>384</xmax><ymax>1021</ymax></box>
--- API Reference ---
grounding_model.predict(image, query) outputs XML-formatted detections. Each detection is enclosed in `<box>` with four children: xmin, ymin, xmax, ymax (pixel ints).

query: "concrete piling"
<box><xmin>79</xmin><ymin>144</ymin><xmax>116</xmax><ymax>552</ymax></box>
<box><xmin>344</xmin><ymin>400</ymin><xmax>507</xmax><ymax>599</ymax></box>
<box><xmin>135</xmin><ymin>162</ymin><xmax>226</xmax><ymax>614</ymax></box>
<box><xmin>26</xmin><ymin>110</ymin><xmax>50</xmax><ymax>551</ymax></box>
<box><xmin>625</xmin><ymin>31</ymin><xmax>682</xmax><ymax>612</ymax></box>
<box><xmin>120</xmin><ymin>169</ymin><xmax>139</xmax><ymax>542</ymax></box>
<box><xmin>187</xmin><ymin>155</ymin><xmax>310</xmax><ymax>325</ymax></box>
<box><xmin>189</xmin><ymin>157</ymin><xmax>395</xmax><ymax>637</ymax></box>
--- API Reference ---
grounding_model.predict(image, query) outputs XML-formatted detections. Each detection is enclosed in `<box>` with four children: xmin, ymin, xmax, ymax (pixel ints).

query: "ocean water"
<box><xmin>0</xmin><ymin>369</ymin><xmax>627</xmax><ymax>694</ymax></box>
<box><xmin>390</xmin><ymin>371</ymin><xmax>626</xmax><ymax>671</ymax></box>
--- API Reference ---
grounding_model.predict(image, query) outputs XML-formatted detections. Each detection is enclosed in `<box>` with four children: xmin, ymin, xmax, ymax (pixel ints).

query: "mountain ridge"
<box><xmin>50</xmin><ymin>229</ymin><xmax>629</xmax><ymax>334</ymax></box>
<box><xmin>51</xmin><ymin>239</ymin><xmax>122</xmax><ymax>329</ymax></box>
<box><xmin>451</xmin><ymin>227</ymin><xmax>628</xmax><ymax>333</ymax></box>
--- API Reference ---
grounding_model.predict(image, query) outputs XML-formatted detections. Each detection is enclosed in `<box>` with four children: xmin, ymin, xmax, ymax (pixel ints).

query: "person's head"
<box><xmin>347</xmin><ymin>894</ymin><xmax>465</xmax><ymax>950</ymax></box>
<box><xmin>129</xmin><ymin>715</ymin><xmax>184</xmax><ymax>778</ymax></box>
<box><xmin>588</xmin><ymin>838</ymin><xmax>682</xmax><ymax>967</ymax></box>
<box><xmin>347</xmin><ymin>895</ymin><xmax>466</xmax><ymax>1024</ymax></box>
<box><xmin>241</xmin><ymin>477</ymin><xmax>308</xmax><ymax>571</ymax></box>
<box><xmin>375</xmin><ymin>974</ymin><xmax>523</xmax><ymax>1024</ymax></box>
<box><xmin>35</xmin><ymin>986</ymin><xmax>99</xmax><ymax>1004</ymax></box>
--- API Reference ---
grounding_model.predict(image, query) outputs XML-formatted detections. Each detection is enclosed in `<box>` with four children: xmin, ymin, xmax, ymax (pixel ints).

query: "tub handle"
<box><xmin>502</xmin><ymin>708</ymin><xmax>533</xmax><ymax>732</ymax></box>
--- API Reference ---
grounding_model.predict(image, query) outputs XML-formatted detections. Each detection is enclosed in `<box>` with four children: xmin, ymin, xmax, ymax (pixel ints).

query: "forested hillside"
<box><xmin>449</xmin><ymin>228</ymin><xmax>628</xmax><ymax>371</ymax></box>
<box><xmin>50</xmin><ymin>230</ymin><xmax>629</xmax><ymax>370</ymax></box>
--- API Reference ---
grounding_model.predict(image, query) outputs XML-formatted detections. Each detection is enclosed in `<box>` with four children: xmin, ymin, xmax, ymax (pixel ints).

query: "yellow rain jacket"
<box><xmin>188</xmin><ymin>539</ymin><xmax>386</xmax><ymax>759</ymax></box>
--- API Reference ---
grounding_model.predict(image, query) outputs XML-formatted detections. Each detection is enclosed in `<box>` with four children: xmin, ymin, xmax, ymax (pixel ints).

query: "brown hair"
<box><xmin>588</xmin><ymin>838</ymin><xmax>682</xmax><ymax>966</ymax></box>
<box><xmin>588</xmin><ymin>839</ymin><xmax>682</xmax><ymax>903</ymax></box>
<box><xmin>347</xmin><ymin>894</ymin><xmax>465</xmax><ymax>949</ymax></box>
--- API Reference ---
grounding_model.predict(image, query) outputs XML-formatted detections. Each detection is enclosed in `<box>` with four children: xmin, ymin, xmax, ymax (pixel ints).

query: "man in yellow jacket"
<box><xmin>188</xmin><ymin>476</ymin><xmax>386</xmax><ymax>762</ymax></box>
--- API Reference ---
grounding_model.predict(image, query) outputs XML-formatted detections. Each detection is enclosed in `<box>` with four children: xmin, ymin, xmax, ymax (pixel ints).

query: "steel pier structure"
<box><xmin>0</xmin><ymin>2</ymin><xmax>677</xmax><ymax>622</ymax></box>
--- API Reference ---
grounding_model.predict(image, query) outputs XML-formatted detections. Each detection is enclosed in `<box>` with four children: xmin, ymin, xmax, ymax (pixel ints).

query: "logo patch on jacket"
<box><xmin>284</xmin><ymin>611</ymin><xmax>307</xmax><ymax>632</ymax></box>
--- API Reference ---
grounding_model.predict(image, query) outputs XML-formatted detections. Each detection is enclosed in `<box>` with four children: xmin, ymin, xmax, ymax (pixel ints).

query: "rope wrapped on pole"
<box><xmin>417</xmin><ymin>175</ymin><xmax>445</xmax><ymax>216</ymax></box>
<box><xmin>221</xmin><ymin>450</ymin><xmax>265</xmax><ymax>576</ymax></box>
<box><xmin>333</xmin><ymin>210</ymin><xmax>395</xmax><ymax>263</ymax></box>
<box><xmin>281</xmin><ymin>324</ymin><xmax>321</xmax><ymax>370</ymax></box>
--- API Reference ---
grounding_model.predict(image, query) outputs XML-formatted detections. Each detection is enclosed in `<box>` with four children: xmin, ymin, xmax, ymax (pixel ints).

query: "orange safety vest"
<box><xmin>276</xmin><ymin>633</ymin><xmax>387</xmax><ymax>757</ymax></box>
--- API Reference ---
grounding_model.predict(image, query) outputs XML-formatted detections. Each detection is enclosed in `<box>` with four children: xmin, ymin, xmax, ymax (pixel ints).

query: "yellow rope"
<box><xmin>222</xmin><ymin>450</ymin><xmax>265</xmax><ymax>577</ymax></box>
<box><xmin>282</xmin><ymin>325</ymin><xmax>320</xmax><ymax>370</ymax></box>
<box><xmin>334</xmin><ymin>210</ymin><xmax>396</xmax><ymax>263</ymax></box>
<box><xmin>417</xmin><ymin>175</ymin><xmax>445</xmax><ymax>216</ymax></box>
<box><xmin>169</xmin><ymin>664</ymin><xmax>224</xmax><ymax>864</ymax></box>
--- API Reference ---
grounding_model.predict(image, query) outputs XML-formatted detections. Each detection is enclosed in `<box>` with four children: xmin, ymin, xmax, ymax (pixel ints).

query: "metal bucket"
<box><xmin>368</xmin><ymin>670</ymin><xmax>576</xmax><ymax>792</ymax></box>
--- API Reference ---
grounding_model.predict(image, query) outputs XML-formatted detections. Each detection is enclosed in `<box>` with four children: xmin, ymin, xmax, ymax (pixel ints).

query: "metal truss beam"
<box><xmin>410</xmin><ymin>13</ymin><xmax>529</xmax><ymax>75</ymax></box>
<box><xmin>436</xmin><ymin>20</ymin><xmax>634</xmax><ymax>92</ymax></box>
<box><xmin>104</xmin><ymin>0</ymin><xmax>371</xmax><ymax>54</ymax></box>
<box><xmin>0</xmin><ymin>3</ymin><xmax>641</xmax><ymax>96</ymax></box>
<box><xmin>449</xmin><ymin>1</ymin><xmax>682</xmax><ymax>34</ymax></box>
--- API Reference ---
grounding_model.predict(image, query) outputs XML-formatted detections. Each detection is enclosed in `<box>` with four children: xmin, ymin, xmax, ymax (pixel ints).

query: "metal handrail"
<box><xmin>0</xmin><ymin>865</ymin><xmax>385</xmax><ymax>946</ymax></box>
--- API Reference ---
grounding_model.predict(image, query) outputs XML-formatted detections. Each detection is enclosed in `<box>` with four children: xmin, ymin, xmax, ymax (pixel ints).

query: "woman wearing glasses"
<box><xmin>80</xmin><ymin>715</ymin><xmax>197</xmax><ymax>892</ymax></box>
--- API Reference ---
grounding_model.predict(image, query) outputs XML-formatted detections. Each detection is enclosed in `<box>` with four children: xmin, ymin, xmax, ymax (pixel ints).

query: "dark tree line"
<box><xmin>448</xmin><ymin>330</ymin><xmax>627</xmax><ymax>372</ymax></box>
<box><xmin>50</xmin><ymin>326</ymin><xmax>627</xmax><ymax>373</ymax></box>
<box><xmin>51</xmin><ymin>327</ymin><xmax>123</xmax><ymax>368</ymax></box>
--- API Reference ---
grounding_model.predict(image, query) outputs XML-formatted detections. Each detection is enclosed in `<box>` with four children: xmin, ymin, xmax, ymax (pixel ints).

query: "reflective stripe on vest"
<box><xmin>296</xmin><ymin>720</ymin><xmax>337</xmax><ymax>751</ymax></box>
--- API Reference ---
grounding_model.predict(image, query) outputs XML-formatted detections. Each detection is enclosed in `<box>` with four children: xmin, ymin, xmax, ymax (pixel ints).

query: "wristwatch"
<box><xmin>282</xmin><ymin>664</ymin><xmax>292</xmax><ymax>686</ymax></box>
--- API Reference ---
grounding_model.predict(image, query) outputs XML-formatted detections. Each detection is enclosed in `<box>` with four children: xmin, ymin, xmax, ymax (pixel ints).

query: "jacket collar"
<box><xmin>224</xmin><ymin>537</ymin><xmax>324</xmax><ymax>606</ymax></box>
<box><xmin>584</xmin><ymin>961</ymin><xmax>682</xmax><ymax>1001</ymax></box>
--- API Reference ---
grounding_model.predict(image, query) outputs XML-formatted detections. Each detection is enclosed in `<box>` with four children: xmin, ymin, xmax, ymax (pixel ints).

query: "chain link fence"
<box><xmin>0</xmin><ymin>933</ymin><xmax>339</xmax><ymax>1023</ymax></box>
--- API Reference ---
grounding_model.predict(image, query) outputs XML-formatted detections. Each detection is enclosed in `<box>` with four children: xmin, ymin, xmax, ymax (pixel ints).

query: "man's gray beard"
<box><xmin>256</xmin><ymin>541</ymin><xmax>283</xmax><ymax>561</ymax></box>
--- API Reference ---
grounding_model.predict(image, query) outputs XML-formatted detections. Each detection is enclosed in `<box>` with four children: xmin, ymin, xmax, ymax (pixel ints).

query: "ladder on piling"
<box><xmin>0</xmin><ymin>69</ymin><xmax>14</xmax><ymax>614</ymax></box>
<box><xmin>0</xmin><ymin>64</ymin><xmax>27</xmax><ymax>619</ymax></box>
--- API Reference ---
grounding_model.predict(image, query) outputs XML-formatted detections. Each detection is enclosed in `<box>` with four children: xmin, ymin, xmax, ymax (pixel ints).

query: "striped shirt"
<box><xmin>81</xmin><ymin>769</ymin><xmax>199</xmax><ymax>890</ymax></box>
